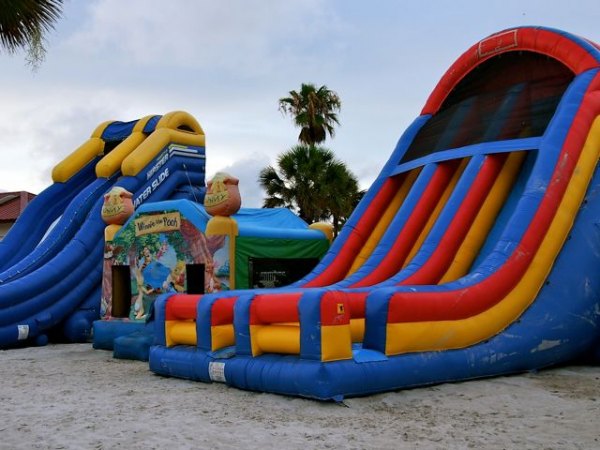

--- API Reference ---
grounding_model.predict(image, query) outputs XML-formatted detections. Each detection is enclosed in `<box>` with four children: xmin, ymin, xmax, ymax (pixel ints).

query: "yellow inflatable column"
<box><xmin>52</xmin><ymin>120</ymin><xmax>113</xmax><ymax>183</ymax></box>
<box><xmin>309</xmin><ymin>222</ymin><xmax>334</xmax><ymax>243</ymax></box>
<box><xmin>204</xmin><ymin>172</ymin><xmax>242</xmax><ymax>290</ymax></box>
<box><xmin>101</xmin><ymin>187</ymin><xmax>135</xmax><ymax>318</ymax></box>
<box><xmin>205</xmin><ymin>216</ymin><xmax>238</xmax><ymax>289</ymax></box>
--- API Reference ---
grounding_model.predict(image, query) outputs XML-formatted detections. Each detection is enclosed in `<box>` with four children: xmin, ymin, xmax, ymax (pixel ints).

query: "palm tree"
<box><xmin>259</xmin><ymin>145</ymin><xmax>361</xmax><ymax>236</ymax></box>
<box><xmin>324</xmin><ymin>162</ymin><xmax>365</xmax><ymax>236</ymax></box>
<box><xmin>278</xmin><ymin>83</ymin><xmax>341</xmax><ymax>145</ymax></box>
<box><xmin>0</xmin><ymin>0</ymin><xmax>64</xmax><ymax>69</ymax></box>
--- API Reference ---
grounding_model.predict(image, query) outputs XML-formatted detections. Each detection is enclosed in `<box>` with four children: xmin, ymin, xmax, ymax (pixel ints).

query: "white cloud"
<box><xmin>1</xmin><ymin>0</ymin><xmax>600</xmax><ymax>202</ymax></box>
<box><xmin>66</xmin><ymin>0</ymin><xmax>344</xmax><ymax>77</ymax></box>
<box><xmin>208</xmin><ymin>153</ymin><xmax>271</xmax><ymax>208</ymax></box>
<box><xmin>0</xmin><ymin>86</ymin><xmax>134</xmax><ymax>192</ymax></box>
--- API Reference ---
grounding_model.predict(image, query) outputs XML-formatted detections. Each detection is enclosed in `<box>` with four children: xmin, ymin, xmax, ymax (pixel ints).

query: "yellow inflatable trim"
<box><xmin>321</xmin><ymin>324</ymin><xmax>353</xmax><ymax>361</ymax></box>
<box><xmin>309</xmin><ymin>222</ymin><xmax>334</xmax><ymax>242</ymax></box>
<box><xmin>104</xmin><ymin>224</ymin><xmax>122</xmax><ymax>242</ymax></box>
<box><xmin>121</xmin><ymin>111</ymin><xmax>205</xmax><ymax>177</ymax></box>
<box><xmin>165</xmin><ymin>320</ymin><xmax>196</xmax><ymax>347</ymax></box>
<box><xmin>52</xmin><ymin>120</ymin><xmax>114</xmax><ymax>183</ymax></box>
<box><xmin>157</xmin><ymin>110</ymin><xmax>204</xmax><ymax>135</ymax></box>
<box><xmin>247</xmin><ymin>320</ymin><xmax>358</xmax><ymax>361</ymax></box>
<box><xmin>251</xmin><ymin>324</ymin><xmax>300</xmax><ymax>356</ymax></box>
<box><xmin>211</xmin><ymin>324</ymin><xmax>235</xmax><ymax>351</ymax></box>
<box><xmin>350</xmin><ymin>318</ymin><xmax>365</xmax><ymax>342</ymax></box>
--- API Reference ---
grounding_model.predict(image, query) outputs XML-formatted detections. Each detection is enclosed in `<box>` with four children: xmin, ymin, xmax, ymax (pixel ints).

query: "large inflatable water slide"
<box><xmin>150</xmin><ymin>27</ymin><xmax>600</xmax><ymax>400</ymax></box>
<box><xmin>0</xmin><ymin>111</ymin><xmax>206</xmax><ymax>347</ymax></box>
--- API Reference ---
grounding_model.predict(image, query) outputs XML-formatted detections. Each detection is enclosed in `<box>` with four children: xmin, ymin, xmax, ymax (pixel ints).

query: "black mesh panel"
<box><xmin>400</xmin><ymin>52</ymin><xmax>574</xmax><ymax>164</ymax></box>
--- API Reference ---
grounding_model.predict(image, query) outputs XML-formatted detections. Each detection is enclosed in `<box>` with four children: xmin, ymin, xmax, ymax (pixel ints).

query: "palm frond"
<box><xmin>0</xmin><ymin>0</ymin><xmax>63</xmax><ymax>53</ymax></box>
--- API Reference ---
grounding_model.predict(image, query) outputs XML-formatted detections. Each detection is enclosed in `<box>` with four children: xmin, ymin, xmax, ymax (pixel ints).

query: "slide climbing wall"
<box><xmin>150</xmin><ymin>27</ymin><xmax>600</xmax><ymax>400</ymax></box>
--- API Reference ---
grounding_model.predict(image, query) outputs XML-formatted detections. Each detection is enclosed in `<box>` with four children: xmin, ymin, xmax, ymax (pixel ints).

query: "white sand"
<box><xmin>0</xmin><ymin>344</ymin><xmax>598</xmax><ymax>449</ymax></box>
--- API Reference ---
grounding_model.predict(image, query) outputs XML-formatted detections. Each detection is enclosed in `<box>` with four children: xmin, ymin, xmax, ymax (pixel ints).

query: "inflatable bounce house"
<box><xmin>93</xmin><ymin>183</ymin><xmax>330</xmax><ymax>360</ymax></box>
<box><xmin>149</xmin><ymin>27</ymin><xmax>600</xmax><ymax>400</ymax></box>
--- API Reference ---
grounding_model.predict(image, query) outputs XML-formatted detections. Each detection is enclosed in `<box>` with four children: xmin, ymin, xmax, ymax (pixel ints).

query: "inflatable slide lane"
<box><xmin>0</xmin><ymin>111</ymin><xmax>206</xmax><ymax>348</ymax></box>
<box><xmin>151</xmin><ymin>27</ymin><xmax>600</xmax><ymax>400</ymax></box>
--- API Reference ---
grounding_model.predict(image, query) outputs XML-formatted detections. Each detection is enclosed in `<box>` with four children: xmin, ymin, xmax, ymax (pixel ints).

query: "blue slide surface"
<box><xmin>0</xmin><ymin>158</ymin><xmax>99</xmax><ymax>272</ymax></box>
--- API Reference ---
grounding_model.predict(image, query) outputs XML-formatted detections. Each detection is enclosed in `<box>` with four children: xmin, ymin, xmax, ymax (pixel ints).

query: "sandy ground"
<box><xmin>0</xmin><ymin>344</ymin><xmax>598</xmax><ymax>450</ymax></box>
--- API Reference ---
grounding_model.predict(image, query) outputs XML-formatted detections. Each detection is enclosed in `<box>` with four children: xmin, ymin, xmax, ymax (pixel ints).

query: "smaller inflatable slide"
<box><xmin>0</xmin><ymin>111</ymin><xmax>206</xmax><ymax>348</ymax></box>
<box><xmin>150</xmin><ymin>27</ymin><xmax>600</xmax><ymax>400</ymax></box>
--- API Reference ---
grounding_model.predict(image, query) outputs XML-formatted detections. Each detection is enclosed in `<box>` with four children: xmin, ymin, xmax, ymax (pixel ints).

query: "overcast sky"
<box><xmin>1</xmin><ymin>0</ymin><xmax>599</xmax><ymax>207</ymax></box>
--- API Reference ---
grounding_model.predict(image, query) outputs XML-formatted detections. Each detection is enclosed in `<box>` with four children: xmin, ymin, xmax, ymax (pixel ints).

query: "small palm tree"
<box><xmin>0</xmin><ymin>0</ymin><xmax>64</xmax><ymax>69</ymax></box>
<box><xmin>278</xmin><ymin>83</ymin><xmax>341</xmax><ymax>145</ymax></box>
<box><xmin>259</xmin><ymin>145</ymin><xmax>361</xmax><ymax>236</ymax></box>
<box><xmin>324</xmin><ymin>162</ymin><xmax>365</xmax><ymax>236</ymax></box>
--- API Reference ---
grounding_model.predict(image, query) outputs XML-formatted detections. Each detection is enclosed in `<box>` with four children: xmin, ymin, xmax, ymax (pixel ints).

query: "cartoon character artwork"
<box><xmin>132</xmin><ymin>265</ymin><xmax>153</xmax><ymax>320</ymax></box>
<box><xmin>101</xmin><ymin>187</ymin><xmax>134</xmax><ymax>225</ymax></box>
<box><xmin>156</xmin><ymin>238</ymin><xmax>177</xmax><ymax>269</ymax></box>
<box><xmin>128</xmin><ymin>235</ymin><xmax>186</xmax><ymax>320</ymax></box>
<box><xmin>204</xmin><ymin>172</ymin><xmax>241</xmax><ymax>217</ymax></box>
<box><xmin>207</xmin><ymin>243</ymin><xmax>229</xmax><ymax>292</ymax></box>
<box><xmin>139</xmin><ymin>246</ymin><xmax>153</xmax><ymax>271</ymax></box>
<box><xmin>163</xmin><ymin>261</ymin><xmax>186</xmax><ymax>293</ymax></box>
<box><xmin>102</xmin><ymin>208</ymin><xmax>233</xmax><ymax>321</ymax></box>
<box><xmin>205</xmin><ymin>257</ymin><xmax>222</xmax><ymax>293</ymax></box>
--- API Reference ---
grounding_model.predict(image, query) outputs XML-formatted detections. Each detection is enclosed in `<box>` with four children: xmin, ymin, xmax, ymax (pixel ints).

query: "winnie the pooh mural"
<box><xmin>100</xmin><ymin>183</ymin><xmax>229</xmax><ymax>322</ymax></box>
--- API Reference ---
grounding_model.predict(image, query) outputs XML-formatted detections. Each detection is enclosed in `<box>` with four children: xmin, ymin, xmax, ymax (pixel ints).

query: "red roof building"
<box><xmin>0</xmin><ymin>191</ymin><xmax>36</xmax><ymax>239</ymax></box>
